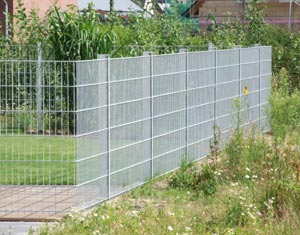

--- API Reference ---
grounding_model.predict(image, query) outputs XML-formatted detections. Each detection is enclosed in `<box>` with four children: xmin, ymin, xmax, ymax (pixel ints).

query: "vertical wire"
<box><xmin>258</xmin><ymin>46</ymin><xmax>261</xmax><ymax>131</ymax></box>
<box><xmin>107</xmin><ymin>56</ymin><xmax>111</xmax><ymax>199</ymax></box>
<box><xmin>150</xmin><ymin>54</ymin><xmax>154</xmax><ymax>178</ymax></box>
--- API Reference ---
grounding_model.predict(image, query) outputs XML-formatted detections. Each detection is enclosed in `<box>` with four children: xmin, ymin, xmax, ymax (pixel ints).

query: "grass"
<box><xmin>0</xmin><ymin>135</ymin><xmax>76</xmax><ymax>185</ymax></box>
<box><xmin>33</xmin><ymin>127</ymin><xmax>300</xmax><ymax>235</ymax></box>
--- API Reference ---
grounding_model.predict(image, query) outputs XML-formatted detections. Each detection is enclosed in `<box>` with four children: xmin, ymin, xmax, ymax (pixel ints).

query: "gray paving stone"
<box><xmin>0</xmin><ymin>222</ymin><xmax>40</xmax><ymax>235</ymax></box>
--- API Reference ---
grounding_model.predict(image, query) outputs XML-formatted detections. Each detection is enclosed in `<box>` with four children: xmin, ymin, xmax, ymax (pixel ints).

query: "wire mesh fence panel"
<box><xmin>259</xmin><ymin>46</ymin><xmax>272</xmax><ymax>131</ymax></box>
<box><xmin>187</xmin><ymin>50</ymin><xmax>216</xmax><ymax>161</ymax></box>
<box><xmin>0</xmin><ymin>59</ymin><xmax>76</xmax><ymax>218</ymax></box>
<box><xmin>76</xmin><ymin>59</ymin><xmax>109</xmax><ymax>209</ymax></box>
<box><xmin>151</xmin><ymin>53</ymin><xmax>186</xmax><ymax>175</ymax></box>
<box><xmin>109</xmin><ymin>56</ymin><xmax>151</xmax><ymax>197</ymax></box>
<box><xmin>0</xmin><ymin>45</ymin><xmax>272</xmax><ymax>219</ymax></box>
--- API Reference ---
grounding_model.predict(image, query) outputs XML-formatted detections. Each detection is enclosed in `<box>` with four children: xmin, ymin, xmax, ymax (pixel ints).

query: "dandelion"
<box><xmin>167</xmin><ymin>225</ymin><xmax>174</xmax><ymax>231</ymax></box>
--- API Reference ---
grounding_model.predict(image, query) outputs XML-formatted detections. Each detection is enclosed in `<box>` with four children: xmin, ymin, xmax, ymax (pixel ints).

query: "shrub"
<box><xmin>169</xmin><ymin>160</ymin><xmax>217</xmax><ymax>196</ymax></box>
<box><xmin>269</xmin><ymin>69</ymin><xmax>300</xmax><ymax>141</ymax></box>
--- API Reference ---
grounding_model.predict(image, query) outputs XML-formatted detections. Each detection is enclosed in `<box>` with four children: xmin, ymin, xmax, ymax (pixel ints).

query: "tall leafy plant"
<box><xmin>245</xmin><ymin>0</ymin><xmax>266</xmax><ymax>45</ymax></box>
<box><xmin>45</xmin><ymin>4</ymin><xmax>117</xmax><ymax>134</ymax></box>
<box><xmin>46</xmin><ymin>4</ymin><xmax>117</xmax><ymax>60</ymax></box>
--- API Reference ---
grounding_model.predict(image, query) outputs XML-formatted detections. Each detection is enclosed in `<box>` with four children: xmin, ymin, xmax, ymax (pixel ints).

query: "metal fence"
<box><xmin>0</xmin><ymin>45</ymin><xmax>272</xmax><ymax>220</ymax></box>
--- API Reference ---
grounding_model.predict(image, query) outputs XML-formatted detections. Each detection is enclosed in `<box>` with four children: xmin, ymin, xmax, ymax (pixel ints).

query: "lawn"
<box><xmin>0</xmin><ymin>135</ymin><xmax>76</xmax><ymax>185</ymax></box>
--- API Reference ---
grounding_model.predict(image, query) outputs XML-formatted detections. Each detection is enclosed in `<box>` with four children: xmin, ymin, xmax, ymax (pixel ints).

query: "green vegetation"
<box><xmin>1</xmin><ymin>0</ymin><xmax>300</xmax><ymax>233</ymax></box>
<box><xmin>34</xmin><ymin>125</ymin><xmax>300</xmax><ymax>234</ymax></box>
<box><xmin>0</xmin><ymin>135</ymin><xmax>75</xmax><ymax>185</ymax></box>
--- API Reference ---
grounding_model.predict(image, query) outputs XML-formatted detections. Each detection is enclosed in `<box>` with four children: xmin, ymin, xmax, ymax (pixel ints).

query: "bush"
<box><xmin>270</xmin><ymin>69</ymin><xmax>300</xmax><ymax>141</ymax></box>
<box><xmin>169</xmin><ymin>160</ymin><xmax>217</xmax><ymax>196</ymax></box>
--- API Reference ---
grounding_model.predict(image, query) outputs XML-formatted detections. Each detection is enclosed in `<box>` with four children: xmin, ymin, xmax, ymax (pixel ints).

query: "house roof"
<box><xmin>78</xmin><ymin>0</ymin><xmax>143</xmax><ymax>12</ymax></box>
<box><xmin>181</xmin><ymin>0</ymin><xmax>206</xmax><ymax>17</ymax></box>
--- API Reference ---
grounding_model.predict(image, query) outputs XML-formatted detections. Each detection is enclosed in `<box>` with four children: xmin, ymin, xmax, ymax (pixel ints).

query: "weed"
<box><xmin>168</xmin><ymin>160</ymin><xmax>197</xmax><ymax>190</ymax></box>
<box><xmin>209</xmin><ymin>124</ymin><xmax>221</xmax><ymax>164</ymax></box>
<box><xmin>225</xmin><ymin>198</ymin><xmax>248</xmax><ymax>227</ymax></box>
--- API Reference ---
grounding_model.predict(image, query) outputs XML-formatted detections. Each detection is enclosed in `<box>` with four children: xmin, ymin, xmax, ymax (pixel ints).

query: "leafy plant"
<box><xmin>269</xmin><ymin>69</ymin><xmax>300</xmax><ymax>142</ymax></box>
<box><xmin>244</xmin><ymin>0</ymin><xmax>266</xmax><ymax>45</ymax></box>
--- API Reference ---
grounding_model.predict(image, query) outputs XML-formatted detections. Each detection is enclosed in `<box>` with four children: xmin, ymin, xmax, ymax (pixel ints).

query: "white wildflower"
<box><xmin>247</xmin><ymin>211</ymin><xmax>256</xmax><ymax>220</ymax></box>
<box><xmin>185</xmin><ymin>226</ymin><xmax>192</xmax><ymax>231</ymax></box>
<box><xmin>268</xmin><ymin>198</ymin><xmax>274</xmax><ymax>204</ymax></box>
<box><xmin>246</xmin><ymin>167</ymin><xmax>251</xmax><ymax>172</ymax></box>
<box><xmin>167</xmin><ymin>211</ymin><xmax>175</xmax><ymax>216</ymax></box>
<box><xmin>101</xmin><ymin>215</ymin><xmax>109</xmax><ymax>220</ymax></box>
<box><xmin>245</xmin><ymin>175</ymin><xmax>250</xmax><ymax>179</ymax></box>
<box><xmin>167</xmin><ymin>225</ymin><xmax>174</xmax><ymax>231</ymax></box>
<box><xmin>132</xmin><ymin>210</ymin><xmax>139</xmax><ymax>217</ymax></box>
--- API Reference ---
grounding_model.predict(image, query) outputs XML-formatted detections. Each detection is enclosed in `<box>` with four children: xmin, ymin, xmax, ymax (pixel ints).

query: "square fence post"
<box><xmin>36</xmin><ymin>43</ymin><xmax>43</xmax><ymax>133</ymax></box>
<box><xmin>98</xmin><ymin>54</ymin><xmax>111</xmax><ymax>199</ymax></box>
<box><xmin>255</xmin><ymin>44</ymin><xmax>262</xmax><ymax>131</ymax></box>
<box><xmin>209</xmin><ymin>45</ymin><xmax>217</xmax><ymax>128</ymax></box>
<box><xmin>179</xmin><ymin>48</ymin><xmax>188</xmax><ymax>161</ymax></box>
<box><xmin>234</xmin><ymin>45</ymin><xmax>241</xmax><ymax>102</ymax></box>
<box><xmin>143</xmin><ymin>51</ymin><xmax>153</xmax><ymax>178</ymax></box>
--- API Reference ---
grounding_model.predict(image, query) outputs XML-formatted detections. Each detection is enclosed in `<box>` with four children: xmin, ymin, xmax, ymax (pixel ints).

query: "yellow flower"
<box><xmin>244</xmin><ymin>85</ymin><xmax>249</xmax><ymax>95</ymax></box>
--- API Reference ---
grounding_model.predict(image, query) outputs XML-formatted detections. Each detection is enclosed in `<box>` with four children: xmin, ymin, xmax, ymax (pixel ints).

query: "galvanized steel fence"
<box><xmin>0</xmin><ymin>45</ymin><xmax>272</xmax><ymax>219</ymax></box>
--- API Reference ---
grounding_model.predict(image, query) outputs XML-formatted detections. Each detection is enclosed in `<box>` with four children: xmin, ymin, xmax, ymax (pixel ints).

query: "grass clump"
<box><xmin>168</xmin><ymin>160</ymin><xmax>217</xmax><ymax>196</ymax></box>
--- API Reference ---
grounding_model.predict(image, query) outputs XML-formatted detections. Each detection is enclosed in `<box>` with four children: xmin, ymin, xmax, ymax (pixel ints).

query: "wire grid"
<box><xmin>0</xmin><ymin>45</ymin><xmax>272</xmax><ymax>219</ymax></box>
<box><xmin>0</xmin><ymin>58</ymin><xmax>77</xmax><ymax>219</ymax></box>
<box><xmin>75</xmin><ymin>46</ymin><xmax>272</xmax><ymax>210</ymax></box>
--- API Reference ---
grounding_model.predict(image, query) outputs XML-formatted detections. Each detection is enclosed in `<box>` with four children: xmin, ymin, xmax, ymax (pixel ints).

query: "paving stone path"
<box><xmin>0</xmin><ymin>222</ymin><xmax>40</xmax><ymax>235</ymax></box>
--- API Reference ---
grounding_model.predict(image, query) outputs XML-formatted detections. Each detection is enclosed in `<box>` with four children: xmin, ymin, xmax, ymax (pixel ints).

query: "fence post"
<box><xmin>255</xmin><ymin>44</ymin><xmax>261</xmax><ymax>131</ymax></box>
<box><xmin>36</xmin><ymin>43</ymin><xmax>43</xmax><ymax>133</ymax></box>
<box><xmin>235</xmin><ymin>45</ymin><xmax>241</xmax><ymax>101</ymax></box>
<box><xmin>98</xmin><ymin>54</ymin><xmax>111</xmax><ymax>199</ymax></box>
<box><xmin>143</xmin><ymin>51</ymin><xmax>153</xmax><ymax>178</ymax></box>
<box><xmin>209</xmin><ymin>45</ymin><xmax>217</xmax><ymax>128</ymax></box>
<box><xmin>179</xmin><ymin>48</ymin><xmax>188</xmax><ymax>161</ymax></box>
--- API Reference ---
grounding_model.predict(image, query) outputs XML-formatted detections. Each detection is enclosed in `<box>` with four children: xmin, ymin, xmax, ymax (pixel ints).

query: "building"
<box><xmin>182</xmin><ymin>0</ymin><xmax>300</xmax><ymax>31</ymax></box>
<box><xmin>78</xmin><ymin>0</ymin><xmax>146</xmax><ymax>16</ymax></box>
<box><xmin>0</xmin><ymin>0</ymin><xmax>77</xmax><ymax>36</ymax></box>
